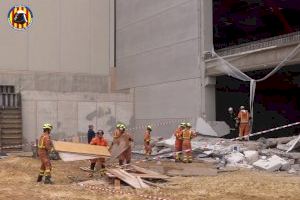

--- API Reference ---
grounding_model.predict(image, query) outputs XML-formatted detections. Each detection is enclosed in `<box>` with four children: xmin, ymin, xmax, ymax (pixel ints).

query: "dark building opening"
<box><xmin>213</xmin><ymin>0</ymin><xmax>300</xmax><ymax>49</ymax></box>
<box><xmin>216</xmin><ymin>64</ymin><xmax>300</xmax><ymax>139</ymax></box>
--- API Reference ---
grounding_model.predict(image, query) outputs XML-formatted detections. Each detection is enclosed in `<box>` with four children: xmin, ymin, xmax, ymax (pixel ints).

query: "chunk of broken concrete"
<box><xmin>291</xmin><ymin>164</ymin><xmax>300</xmax><ymax>171</ymax></box>
<box><xmin>225</xmin><ymin>152</ymin><xmax>245</xmax><ymax>165</ymax></box>
<box><xmin>253</xmin><ymin>155</ymin><xmax>289</xmax><ymax>172</ymax></box>
<box><xmin>253</xmin><ymin>159</ymin><xmax>281</xmax><ymax>172</ymax></box>
<box><xmin>244</xmin><ymin>150</ymin><xmax>259</xmax><ymax>164</ymax></box>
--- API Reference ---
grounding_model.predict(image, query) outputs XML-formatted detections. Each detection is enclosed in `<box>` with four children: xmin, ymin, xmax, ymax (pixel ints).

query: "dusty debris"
<box><xmin>140</xmin><ymin>134</ymin><xmax>300</xmax><ymax>174</ymax></box>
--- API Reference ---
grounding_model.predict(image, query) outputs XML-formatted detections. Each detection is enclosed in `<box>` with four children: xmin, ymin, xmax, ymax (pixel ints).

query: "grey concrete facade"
<box><xmin>115</xmin><ymin>0</ymin><xmax>300</xmax><ymax>142</ymax></box>
<box><xmin>0</xmin><ymin>0</ymin><xmax>135</xmax><ymax>147</ymax></box>
<box><xmin>115</xmin><ymin>0</ymin><xmax>214</xmax><ymax>142</ymax></box>
<box><xmin>21</xmin><ymin>91</ymin><xmax>133</xmax><ymax>147</ymax></box>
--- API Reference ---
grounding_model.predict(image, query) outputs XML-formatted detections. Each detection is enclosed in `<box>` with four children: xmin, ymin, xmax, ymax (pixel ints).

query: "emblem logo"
<box><xmin>8</xmin><ymin>5</ymin><xmax>33</xmax><ymax>30</ymax></box>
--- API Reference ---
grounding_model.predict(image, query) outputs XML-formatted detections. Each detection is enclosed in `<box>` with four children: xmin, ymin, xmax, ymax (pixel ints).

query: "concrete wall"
<box><xmin>21</xmin><ymin>91</ymin><xmax>133</xmax><ymax>147</ymax></box>
<box><xmin>0</xmin><ymin>0</ymin><xmax>112</xmax><ymax>76</ymax></box>
<box><xmin>0</xmin><ymin>0</ymin><xmax>136</xmax><ymax>148</ymax></box>
<box><xmin>115</xmin><ymin>0</ymin><xmax>300</xmax><ymax>143</ymax></box>
<box><xmin>115</xmin><ymin>0</ymin><xmax>208</xmax><ymax>141</ymax></box>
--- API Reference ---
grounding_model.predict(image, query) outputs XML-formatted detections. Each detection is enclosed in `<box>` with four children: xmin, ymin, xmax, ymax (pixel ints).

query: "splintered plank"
<box><xmin>107</xmin><ymin>168</ymin><xmax>149</xmax><ymax>189</ymax></box>
<box><xmin>53</xmin><ymin>141</ymin><xmax>111</xmax><ymax>157</ymax></box>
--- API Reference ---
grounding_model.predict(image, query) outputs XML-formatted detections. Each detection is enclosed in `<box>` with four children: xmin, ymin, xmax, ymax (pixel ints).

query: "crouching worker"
<box><xmin>37</xmin><ymin>123</ymin><xmax>54</xmax><ymax>184</ymax></box>
<box><xmin>89</xmin><ymin>130</ymin><xmax>108</xmax><ymax>177</ymax></box>
<box><xmin>182</xmin><ymin>123</ymin><xmax>197</xmax><ymax>163</ymax></box>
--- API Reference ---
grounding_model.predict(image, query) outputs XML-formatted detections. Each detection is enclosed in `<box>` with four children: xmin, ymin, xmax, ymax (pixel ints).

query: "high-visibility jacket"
<box><xmin>174</xmin><ymin>128</ymin><xmax>183</xmax><ymax>140</ymax></box>
<box><xmin>144</xmin><ymin>131</ymin><xmax>151</xmax><ymax>143</ymax></box>
<box><xmin>38</xmin><ymin>133</ymin><xmax>52</xmax><ymax>151</ymax></box>
<box><xmin>238</xmin><ymin>110</ymin><xmax>251</xmax><ymax>123</ymax></box>
<box><xmin>182</xmin><ymin>129</ymin><xmax>195</xmax><ymax>140</ymax></box>
<box><xmin>90</xmin><ymin>136</ymin><xmax>108</xmax><ymax>147</ymax></box>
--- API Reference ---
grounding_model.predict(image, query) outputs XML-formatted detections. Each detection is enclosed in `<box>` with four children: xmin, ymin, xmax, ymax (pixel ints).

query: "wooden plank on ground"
<box><xmin>128</xmin><ymin>173</ymin><xmax>169</xmax><ymax>179</ymax></box>
<box><xmin>130</xmin><ymin>165</ymin><xmax>168</xmax><ymax>177</ymax></box>
<box><xmin>53</xmin><ymin>141</ymin><xmax>111</xmax><ymax>157</ymax></box>
<box><xmin>59</xmin><ymin>152</ymin><xmax>100</xmax><ymax>162</ymax></box>
<box><xmin>136</xmin><ymin>176</ymin><xmax>149</xmax><ymax>188</ymax></box>
<box><xmin>114</xmin><ymin>179</ymin><xmax>121</xmax><ymax>190</ymax></box>
<box><xmin>107</xmin><ymin>168</ymin><xmax>149</xmax><ymax>189</ymax></box>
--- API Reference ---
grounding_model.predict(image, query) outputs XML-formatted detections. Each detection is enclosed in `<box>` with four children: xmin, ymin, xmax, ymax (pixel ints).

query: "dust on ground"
<box><xmin>0</xmin><ymin>156</ymin><xmax>299</xmax><ymax>200</ymax></box>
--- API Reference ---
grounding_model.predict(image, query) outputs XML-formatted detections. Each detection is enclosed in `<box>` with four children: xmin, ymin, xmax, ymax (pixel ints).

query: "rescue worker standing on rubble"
<box><xmin>237</xmin><ymin>106</ymin><xmax>251</xmax><ymax>141</ymax></box>
<box><xmin>89</xmin><ymin>130</ymin><xmax>108</xmax><ymax>177</ymax></box>
<box><xmin>182</xmin><ymin>123</ymin><xmax>197</xmax><ymax>163</ymax></box>
<box><xmin>174</xmin><ymin>122</ymin><xmax>185</xmax><ymax>162</ymax></box>
<box><xmin>144</xmin><ymin>125</ymin><xmax>152</xmax><ymax>158</ymax></box>
<box><xmin>37</xmin><ymin>123</ymin><xmax>54</xmax><ymax>184</ymax></box>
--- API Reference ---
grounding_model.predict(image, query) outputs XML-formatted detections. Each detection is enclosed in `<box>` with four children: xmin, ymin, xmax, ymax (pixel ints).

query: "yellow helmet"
<box><xmin>186</xmin><ymin>122</ymin><xmax>192</xmax><ymax>127</ymax></box>
<box><xmin>43</xmin><ymin>123</ymin><xmax>52</xmax><ymax>130</ymax></box>
<box><xmin>147</xmin><ymin>125</ymin><xmax>152</xmax><ymax>131</ymax></box>
<box><xmin>119</xmin><ymin>124</ymin><xmax>126</xmax><ymax>131</ymax></box>
<box><xmin>180</xmin><ymin>122</ymin><xmax>186</xmax><ymax>127</ymax></box>
<box><xmin>116</xmin><ymin>123</ymin><xmax>121</xmax><ymax>128</ymax></box>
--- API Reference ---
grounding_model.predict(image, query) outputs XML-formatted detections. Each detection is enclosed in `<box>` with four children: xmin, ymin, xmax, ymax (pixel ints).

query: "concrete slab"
<box><xmin>244</xmin><ymin>151</ymin><xmax>259</xmax><ymax>164</ymax></box>
<box><xmin>253</xmin><ymin>159</ymin><xmax>282</xmax><ymax>172</ymax></box>
<box><xmin>253</xmin><ymin>155</ymin><xmax>289</xmax><ymax>172</ymax></box>
<box><xmin>225</xmin><ymin>152</ymin><xmax>245</xmax><ymax>165</ymax></box>
<box><xmin>196</xmin><ymin>118</ymin><xmax>230</xmax><ymax>137</ymax></box>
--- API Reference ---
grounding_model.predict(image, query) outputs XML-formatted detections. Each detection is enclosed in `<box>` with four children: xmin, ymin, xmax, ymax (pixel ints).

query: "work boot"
<box><xmin>119</xmin><ymin>160</ymin><xmax>123</xmax><ymax>166</ymax></box>
<box><xmin>44</xmin><ymin>176</ymin><xmax>53</xmax><ymax>184</ymax></box>
<box><xmin>37</xmin><ymin>175</ymin><xmax>43</xmax><ymax>182</ymax></box>
<box><xmin>90</xmin><ymin>162</ymin><xmax>96</xmax><ymax>171</ymax></box>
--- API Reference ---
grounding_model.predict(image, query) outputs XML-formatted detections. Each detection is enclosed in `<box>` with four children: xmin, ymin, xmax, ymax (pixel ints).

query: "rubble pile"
<box><xmin>135</xmin><ymin>134</ymin><xmax>300</xmax><ymax>174</ymax></box>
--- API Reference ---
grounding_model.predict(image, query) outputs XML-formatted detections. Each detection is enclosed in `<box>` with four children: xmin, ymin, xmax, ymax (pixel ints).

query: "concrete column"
<box><xmin>204</xmin><ymin>76</ymin><xmax>216</xmax><ymax>121</ymax></box>
<box><xmin>198</xmin><ymin>0</ymin><xmax>215</xmax><ymax>120</ymax></box>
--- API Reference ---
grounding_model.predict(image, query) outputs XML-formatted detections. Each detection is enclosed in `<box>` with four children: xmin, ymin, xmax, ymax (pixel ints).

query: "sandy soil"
<box><xmin>0</xmin><ymin>156</ymin><xmax>299</xmax><ymax>200</ymax></box>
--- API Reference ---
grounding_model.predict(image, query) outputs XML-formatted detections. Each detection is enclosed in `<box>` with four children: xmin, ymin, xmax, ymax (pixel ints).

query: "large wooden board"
<box><xmin>107</xmin><ymin>168</ymin><xmax>149</xmax><ymax>189</ymax></box>
<box><xmin>108</xmin><ymin>134</ymin><xmax>131</xmax><ymax>161</ymax></box>
<box><xmin>53</xmin><ymin>141</ymin><xmax>111</xmax><ymax>157</ymax></box>
<box><xmin>59</xmin><ymin>152</ymin><xmax>100</xmax><ymax>162</ymax></box>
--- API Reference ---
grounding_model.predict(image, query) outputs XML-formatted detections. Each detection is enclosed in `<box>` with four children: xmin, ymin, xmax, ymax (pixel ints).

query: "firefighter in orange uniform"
<box><xmin>144</xmin><ymin>125</ymin><xmax>152</xmax><ymax>158</ymax></box>
<box><xmin>237</xmin><ymin>106</ymin><xmax>251</xmax><ymax>140</ymax></box>
<box><xmin>182</xmin><ymin>123</ymin><xmax>197</xmax><ymax>163</ymax></box>
<box><xmin>174</xmin><ymin>122</ymin><xmax>185</xmax><ymax>162</ymax></box>
<box><xmin>89</xmin><ymin>130</ymin><xmax>108</xmax><ymax>176</ymax></box>
<box><xmin>37</xmin><ymin>123</ymin><xmax>54</xmax><ymax>184</ymax></box>
<box><xmin>117</xmin><ymin>124</ymin><xmax>133</xmax><ymax>165</ymax></box>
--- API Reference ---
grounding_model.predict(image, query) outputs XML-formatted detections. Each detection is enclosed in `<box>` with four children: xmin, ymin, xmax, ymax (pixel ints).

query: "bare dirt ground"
<box><xmin>0</xmin><ymin>155</ymin><xmax>300</xmax><ymax>200</ymax></box>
